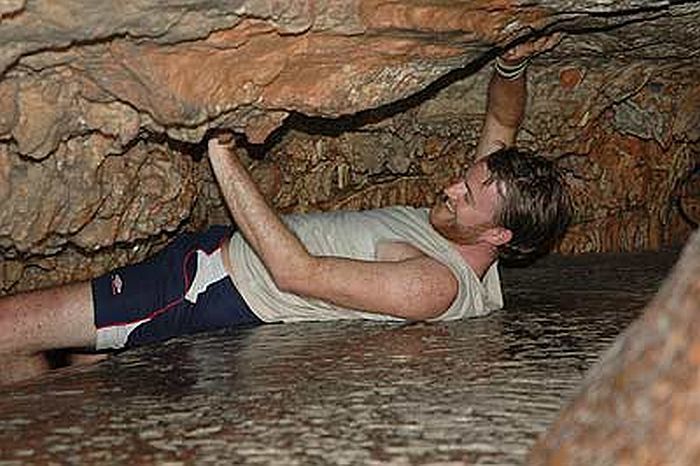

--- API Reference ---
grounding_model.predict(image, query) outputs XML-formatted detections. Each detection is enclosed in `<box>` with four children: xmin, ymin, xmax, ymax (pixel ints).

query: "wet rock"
<box><xmin>528</xmin><ymin>230</ymin><xmax>700</xmax><ymax>466</ymax></box>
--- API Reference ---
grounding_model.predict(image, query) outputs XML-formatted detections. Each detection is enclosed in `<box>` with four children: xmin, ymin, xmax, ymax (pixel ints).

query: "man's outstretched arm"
<box><xmin>474</xmin><ymin>57</ymin><xmax>526</xmax><ymax>158</ymax></box>
<box><xmin>208</xmin><ymin>138</ymin><xmax>457</xmax><ymax>321</ymax></box>
<box><xmin>475</xmin><ymin>34</ymin><xmax>562</xmax><ymax>159</ymax></box>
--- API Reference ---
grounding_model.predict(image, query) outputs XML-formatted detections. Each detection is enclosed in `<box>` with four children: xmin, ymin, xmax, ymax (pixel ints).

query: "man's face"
<box><xmin>429</xmin><ymin>161</ymin><xmax>504</xmax><ymax>245</ymax></box>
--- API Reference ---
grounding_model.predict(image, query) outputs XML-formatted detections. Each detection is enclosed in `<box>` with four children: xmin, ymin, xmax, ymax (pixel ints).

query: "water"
<box><xmin>0</xmin><ymin>249</ymin><xmax>679</xmax><ymax>465</ymax></box>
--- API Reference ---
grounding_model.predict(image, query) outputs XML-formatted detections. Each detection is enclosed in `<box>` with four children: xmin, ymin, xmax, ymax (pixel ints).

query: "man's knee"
<box><xmin>0</xmin><ymin>293</ymin><xmax>30</xmax><ymax>355</ymax></box>
<box><xmin>0</xmin><ymin>282</ymin><xmax>96</xmax><ymax>355</ymax></box>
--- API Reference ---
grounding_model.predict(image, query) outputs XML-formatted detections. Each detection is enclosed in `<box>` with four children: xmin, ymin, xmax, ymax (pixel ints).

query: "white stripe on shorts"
<box><xmin>185</xmin><ymin>248</ymin><xmax>228</xmax><ymax>303</ymax></box>
<box><xmin>96</xmin><ymin>317</ymin><xmax>150</xmax><ymax>350</ymax></box>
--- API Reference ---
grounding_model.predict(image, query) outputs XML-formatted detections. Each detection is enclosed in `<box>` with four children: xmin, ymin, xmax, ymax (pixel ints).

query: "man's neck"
<box><xmin>454</xmin><ymin>243</ymin><xmax>497</xmax><ymax>280</ymax></box>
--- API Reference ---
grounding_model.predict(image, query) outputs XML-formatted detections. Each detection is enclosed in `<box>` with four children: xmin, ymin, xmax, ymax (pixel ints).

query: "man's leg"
<box><xmin>0</xmin><ymin>281</ymin><xmax>96</xmax><ymax>383</ymax></box>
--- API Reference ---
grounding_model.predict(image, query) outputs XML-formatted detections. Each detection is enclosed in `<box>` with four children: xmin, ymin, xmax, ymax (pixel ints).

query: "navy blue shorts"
<box><xmin>91</xmin><ymin>225</ymin><xmax>262</xmax><ymax>350</ymax></box>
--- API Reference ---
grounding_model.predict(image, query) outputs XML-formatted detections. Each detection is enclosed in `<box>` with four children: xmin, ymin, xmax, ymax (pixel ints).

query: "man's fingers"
<box><xmin>207</xmin><ymin>131</ymin><xmax>242</xmax><ymax>163</ymax></box>
<box><xmin>501</xmin><ymin>32</ymin><xmax>564</xmax><ymax>62</ymax></box>
<box><xmin>537</xmin><ymin>32</ymin><xmax>564</xmax><ymax>52</ymax></box>
<box><xmin>208</xmin><ymin>136</ymin><xmax>231</xmax><ymax>154</ymax></box>
<box><xmin>217</xmin><ymin>132</ymin><xmax>234</xmax><ymax>145</ymax></box>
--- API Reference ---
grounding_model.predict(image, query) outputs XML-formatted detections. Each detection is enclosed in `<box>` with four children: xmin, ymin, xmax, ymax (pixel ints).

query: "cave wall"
<box><xmin>0</xmin><ymin>1</ymin><xmax>698</xmax><ymax>294</ymax></box>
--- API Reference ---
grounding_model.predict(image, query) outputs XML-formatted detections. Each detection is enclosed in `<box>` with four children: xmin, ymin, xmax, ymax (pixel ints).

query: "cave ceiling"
<box><xmin>0</xmin><ymin>0</ymin><xmax>699</xmax><ymax>293</ymax></box>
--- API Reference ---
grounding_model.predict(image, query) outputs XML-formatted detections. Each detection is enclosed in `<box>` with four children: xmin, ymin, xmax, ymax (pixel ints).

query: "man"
<box><xmin>0</xmin><ymin>35</ymin><xmax>569</xmax><ymax>383</ymax></box>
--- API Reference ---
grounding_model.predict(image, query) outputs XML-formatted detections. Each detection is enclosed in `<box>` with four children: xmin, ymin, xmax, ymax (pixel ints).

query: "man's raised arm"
<box><xmin>475</xmin><ymin>34</ymin><xmax>563</xmax><ymax>160</ymax></box>
<box><xmin>207</xmin><ymin>138</ymin><xmax>457</xmax><ymax>321</ymax></box>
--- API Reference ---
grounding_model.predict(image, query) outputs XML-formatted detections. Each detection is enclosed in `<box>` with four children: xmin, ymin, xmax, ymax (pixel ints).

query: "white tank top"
<box><xmin>227</xmin><ymin>206</ymin><xmax>503</xmax><ymax>323</ymax></box>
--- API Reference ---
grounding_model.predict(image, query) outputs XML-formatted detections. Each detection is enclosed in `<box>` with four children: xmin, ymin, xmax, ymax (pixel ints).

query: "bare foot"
<box><xmin>0</xmin><ymin>352</ymin><xmax>49</xmax><ymax>386</ymax></box>
<box><xmin>68</xmin><ymin>352</ymin><xmax>108</xmax><ymax>366</ymax></box>
<box><xmin>0</xmin><ymin>351</ymin><xmax>107</xmax><ymax>386</ymax></box>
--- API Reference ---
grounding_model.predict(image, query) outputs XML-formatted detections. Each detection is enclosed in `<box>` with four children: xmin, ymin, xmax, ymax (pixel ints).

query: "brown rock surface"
<box><xmin>0</xmin><ymin>1</ymin><xmax>699</xmax><ymax>292</ymax></box>
<box><xmin>528</xmin><ymin>230</ymin><xmax>700</xmax><ymax>466</ymax></box>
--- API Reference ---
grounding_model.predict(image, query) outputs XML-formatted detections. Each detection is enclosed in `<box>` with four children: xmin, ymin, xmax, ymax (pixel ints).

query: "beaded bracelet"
<box><xmin>495</xmin><ymin>56</ymin><xmax>530</xmax><ymax>80</ymax></box>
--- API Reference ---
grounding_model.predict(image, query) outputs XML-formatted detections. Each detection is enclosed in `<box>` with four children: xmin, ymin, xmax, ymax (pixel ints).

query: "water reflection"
<box><xmin>0</xmin><ymin>248</ymin><xmax>681</xmax><ymax>465</ymax></box>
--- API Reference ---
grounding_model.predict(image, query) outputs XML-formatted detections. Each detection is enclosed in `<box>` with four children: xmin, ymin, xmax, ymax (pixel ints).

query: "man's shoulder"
<box><xmin>361</xmin><ymin>205</ymin><xmax>431</xmax><ymax>224</ymax></box>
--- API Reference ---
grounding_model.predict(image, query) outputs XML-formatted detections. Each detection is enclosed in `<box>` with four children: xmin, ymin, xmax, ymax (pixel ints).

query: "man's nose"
<box><xmin>445</xmin><ymin>180</ymin><xmax>466</xmax><ymax>197</ymax></box>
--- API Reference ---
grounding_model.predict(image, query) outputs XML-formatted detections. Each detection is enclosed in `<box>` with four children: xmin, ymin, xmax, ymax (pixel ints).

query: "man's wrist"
<box><xmin>494</xmin><ymin>56</ymin><xmax>530</xmax><ymax>80</ymax></box>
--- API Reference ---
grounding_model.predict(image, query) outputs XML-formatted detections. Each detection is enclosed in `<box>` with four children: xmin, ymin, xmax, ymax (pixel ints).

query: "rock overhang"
<box><xmin>0</xmin><ymin>0</ymin><xmax>698</xmax><ymax>293</ymax></box>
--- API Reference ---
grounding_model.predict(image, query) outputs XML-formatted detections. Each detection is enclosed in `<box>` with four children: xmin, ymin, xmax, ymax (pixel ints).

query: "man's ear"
<box><xmin>482</xmin><ymin>226</ymin><xmax>512</xmax><ymax>247</ymax></box>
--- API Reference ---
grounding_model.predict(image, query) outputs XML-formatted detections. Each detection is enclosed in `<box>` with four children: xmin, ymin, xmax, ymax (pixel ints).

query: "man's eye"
<box><xmin>463</xmin><ymin>182</ymin><xmax>473</xmax><ymax>204</ymax></box>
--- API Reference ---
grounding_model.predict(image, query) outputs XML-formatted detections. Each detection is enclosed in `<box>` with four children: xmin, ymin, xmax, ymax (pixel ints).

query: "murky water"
<box><xmin>0</xmin><ymin>249</ymin><xmax>679</xmax><ymax>465</ymax></box>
